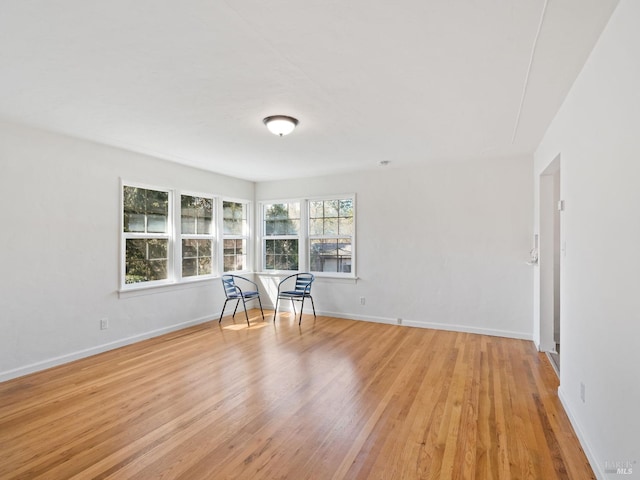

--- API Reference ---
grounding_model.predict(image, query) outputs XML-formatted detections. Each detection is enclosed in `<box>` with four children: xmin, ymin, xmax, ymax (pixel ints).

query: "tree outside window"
<box><xmin>223</xmin><ymin>201</ymin><xmax>249</xmax><ymax>272</ymax></box>
<box><xmin>181</xmin><ymin>194</ymin><xmax>214</xmax><ymax>278</ymax></box>
<box><xmin>123</xmin><ymin>186</ymin><xmax>170</xmax><ymax>284</ymax></box>
<box><xmin>264</xmin><ymin>202</ymin><xmax>299</xmax><ymax>271</ymax></box>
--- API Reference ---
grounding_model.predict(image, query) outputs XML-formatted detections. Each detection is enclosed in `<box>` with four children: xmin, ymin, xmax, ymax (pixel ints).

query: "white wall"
<box><xmin>257</xmin><ymin>156</ymin><xmax>533</xmax><ymax>338</ymax></box>
<box><xmin>0</xmin><ymin>122</ymin><xmax>254</xmax><ymax>381</ymax></box>
<box><xmin>534</xmin><ymin>0</ymin><xmax>639</xmax><ymax>476</ymax></box>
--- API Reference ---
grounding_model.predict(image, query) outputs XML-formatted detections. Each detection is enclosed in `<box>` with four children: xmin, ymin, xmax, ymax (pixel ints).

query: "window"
<box><xmin>223</xmin><ymin>200</ymin><xmax>249</xmax><ymax>272</ymax></box>
<box><xmin>309</xmin><ymin>198</ymin><xmax>353</xmax><ymax>273</ymax></box>
<box><xmin>180</xmin><ymin>194</ymin><xmax>214</xmax><ymax>278</ymax></box>
<box><xmin>123</xmin><ymin>185</ymin><xmax>171</xmax><ymax>285</ymax></box>
<box><xmin>259</xmin><ymin>195</ymin><xmax>355</xmax><ymax>276</ymax></box>
<box><xmin>263</xmin><ymin>202</ymin><xmax>300</xmax><ymax>271</ymax></box>
<box><xmin>122</xmin><ymin>184</ymin><xmax>245</xmax><ymax>289</ymax></box>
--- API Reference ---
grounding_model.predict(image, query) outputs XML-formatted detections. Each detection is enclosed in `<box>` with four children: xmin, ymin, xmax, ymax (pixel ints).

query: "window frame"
<box><xmin>121</xmin><ymin>181</ymin><xmax>229</xmax><ymax>292</ymax></box>
<box><xmin>308</xmin><ymin>195</ymin><xmax>356</xmax><ymax>277</ymax></box>
<box><xmin>121</xmin><ymin>181</ymin><xmax>174</xmax><ymax>290</ymax></box>
<box><xmin>221</xmin><ymin>197</ymin><xmax>252</xmax><ymax>274</ymax></box>
<box><xmin>261</xmin><ymin>199</ymin><xmax>304</xmax><ymax>273</ymax></box>
<box><xmin>178</xmin><ymin>191</ymin><xmax>217</xmax><ymax>281</ymax></box>
<box><xmin>258</xmin><ymin>194</ymin><xmax>356</xmax><ymax>278</ymax></box>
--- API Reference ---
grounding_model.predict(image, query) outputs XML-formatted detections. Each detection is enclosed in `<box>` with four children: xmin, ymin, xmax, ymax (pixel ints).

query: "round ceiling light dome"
<box><xmin>263</xmin><ymin>115</ymin><xmax>299</xmax><ymax>136</ymax></box>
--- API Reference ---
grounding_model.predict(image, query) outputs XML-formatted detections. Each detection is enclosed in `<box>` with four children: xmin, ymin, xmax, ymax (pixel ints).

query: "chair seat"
<box><xmin>280</xmin><ymin>290</ymin><xmax>307</xmax><ymax>297</ymax></box>
<box><xmin>228</xmin><ymin>291</ymin><xmax>259</xmax><ymax>299</ymax></box>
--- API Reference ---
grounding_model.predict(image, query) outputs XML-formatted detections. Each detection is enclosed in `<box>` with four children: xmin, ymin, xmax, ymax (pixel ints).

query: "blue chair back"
<box><xmin>222</xmin><ymin>275</ymin><xmax>238</xmax><ymax>298</ymax></box>
<box><xmin>294</xmin><ymin>273</ymin><xmax>314</xmax><ymax>294</ymax></box>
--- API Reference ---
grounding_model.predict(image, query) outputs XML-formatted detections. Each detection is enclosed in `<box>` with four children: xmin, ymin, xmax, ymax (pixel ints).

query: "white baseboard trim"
<box><xmin>0</xmin><ymin>314</ymin><xmax>216</xmax><ymax>383</ymax></box>
<box><xmin>1</xmin><ymin>309</ymin><xmax>531</xmax><ymax>383</ymax></box>
<box><xmin>318</xmin><ymin>310</ymin><xmax>532</xmax><ymax>340</ymax></box>
<box><xmin>558</xmin><ymin>387</ymin><xmax>604</xmax><ymax>480</ymax></box>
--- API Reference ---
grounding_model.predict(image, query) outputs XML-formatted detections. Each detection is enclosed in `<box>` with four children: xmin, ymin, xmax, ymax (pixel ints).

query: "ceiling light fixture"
<box><xmin>263</xmin><ymin>115</ymin><xmax>299</xmax><ymax>136</ymax></box>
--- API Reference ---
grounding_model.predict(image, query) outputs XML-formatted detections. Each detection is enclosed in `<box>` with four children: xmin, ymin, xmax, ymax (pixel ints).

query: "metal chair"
<box><xmin>219</xmin><ymin>275</ymin><xmax>265</xmax><ymax>326</ymax></box>
<box><xmin>273</xmin><ymin>273</ymin><xmax>316</xmax><ymax>325</ymax></box>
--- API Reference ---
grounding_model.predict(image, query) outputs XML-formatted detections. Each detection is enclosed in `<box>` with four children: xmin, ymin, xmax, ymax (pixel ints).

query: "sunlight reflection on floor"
<box><xmin>222</xmin><ymin>322</ymin><xmax>270</xmax><ymax>331</ymax></box>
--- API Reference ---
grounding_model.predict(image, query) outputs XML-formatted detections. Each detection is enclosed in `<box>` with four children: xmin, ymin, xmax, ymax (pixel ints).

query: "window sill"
<box><xmin>255</xmin><ymin>272</ymin><xmax>359</xmax><ymax>283</ymax></box>
<box><xmin>118</xmin><ymin>276</ymin><xmax>219</xmax><ymax>298</ymax></box>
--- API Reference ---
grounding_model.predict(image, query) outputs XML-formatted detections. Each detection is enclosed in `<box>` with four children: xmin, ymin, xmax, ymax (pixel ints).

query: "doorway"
<box><xmin>539</xmin><ymin>156</ymin><xmax>561</xmax><ymax>373</ymax></box>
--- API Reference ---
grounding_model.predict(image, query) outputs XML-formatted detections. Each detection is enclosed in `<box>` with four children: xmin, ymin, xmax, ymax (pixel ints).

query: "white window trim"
<box><xmin>307</xmin><ymin>194</ymin><xmax>356</xmax><ymax>278</ymax></box>
<box><xmin>260</xmin><ymin>199</ymin><xmax>305</xmax><ymax>273</ymax></box>
<box><xmin>120</xmin><ymin>181</ymin><xmax>225</xmax><ymax>292</ymax></box>
<box><xmin>177</xmin><ymin>190</ymin><xmax>217</xmax><ymax>282</ymax></box>
<box><xmin>220</xmin><ymin>196</ymin><xmax>252</xmax><ymax>274</ymax></box>
<box><xmin>120</xmin><ymin>180</ymin><xmax>175</xmax><ymax>291</ymax></box>
<box><xmin>258</xmin><ymin>194</ymin><xmax>356</xmax><ymax>278</ymax></box>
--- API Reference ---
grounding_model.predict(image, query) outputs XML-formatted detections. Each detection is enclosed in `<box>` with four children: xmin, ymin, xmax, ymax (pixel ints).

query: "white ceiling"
<box><xmin>0</xmin><ymin>0</ymin><xmax>618</xmax><ymax>182</ymax></box>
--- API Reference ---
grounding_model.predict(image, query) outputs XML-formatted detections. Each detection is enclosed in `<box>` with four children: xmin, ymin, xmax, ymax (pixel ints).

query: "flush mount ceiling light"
<box><xmin>263</xmin><ymin>115</ymin><xmax>299</xmax><ymax>136</ymax></box>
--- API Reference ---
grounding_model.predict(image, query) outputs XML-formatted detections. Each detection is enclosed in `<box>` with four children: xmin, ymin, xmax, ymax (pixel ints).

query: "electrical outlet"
<box><xmin>100</xmin><ymin>318</ymin><xmax>109</xmax><ymax>330</ymax></box>
<box><xmin>397</xmin><ymin>318</ymin><xmax>403</xmax><ymax>325</ymax></box>
<box><xmin>359</xmin><ymin>297</ymin><xmax>366</xmax><ymax>305</ymax></box>
<box><xmin>580</xmin><ymin>382</ymin><xmax>585</xmax><ymax>403</ymax></box>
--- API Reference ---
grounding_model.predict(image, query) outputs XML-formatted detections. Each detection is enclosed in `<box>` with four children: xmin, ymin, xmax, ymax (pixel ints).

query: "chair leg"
<box><xmin>257</xmin><ymin>296</ymin><xmax>265</xmax><ymax>321</ymax></box>
<box><xmin>273</xmin><ymin>296</ymin><xmax>280</xmax><ymax>322</ymax></box>
<box><xmin>232</xmin><ymin>299</ymin><xmax>240</xmax><ymax>318</ymax></box>
<box><xmin>299</xmin><ymin>297</ymin><xmax>305</xmax><ymax>325</ymax></box>
<box><xmin>241</xmin><ymin>297</ymin><xmax>250</xmax><ymax>326</ymax></box>
<box><xmin>291</xmin><ymin>299</ymin><xmax>296</xmax><ymax>316</ymax></box>
<box><xmin>309</xmin><ymin>295</ymin><xmax>316</xmax><ymax>317</ymax></box>
<box><xmin>219</xmin><ymin>299</ymin><xmax>229</xmax><ymax>323</ymax></box>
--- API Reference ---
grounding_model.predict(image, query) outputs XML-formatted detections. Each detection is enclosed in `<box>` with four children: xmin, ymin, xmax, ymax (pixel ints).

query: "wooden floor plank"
<box><xmin>0</xmin><ymin>312</ymin><xmax>594</xmax><ymax>479</ymax></box>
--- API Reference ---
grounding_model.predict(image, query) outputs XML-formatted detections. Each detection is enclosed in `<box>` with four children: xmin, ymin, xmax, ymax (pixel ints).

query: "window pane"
<box><xmin>123</xmin><ymin>186</ymin><xmax>146</xmax><ymax>214</ymax></box>
<box><xmin>308</xmin><ymin>197</ymin><xmax>354</xmax><ymax>238</ymax></box>
<box><xmin>182</xmin><ymin>216</ymin><xmax>196</xmax><ymax>235</ymax></box>
<box><xmin>310</xmin><ymin>238</ymin><xmax>352</xmax><ymax>273</ymax></box>
<box><xmin>124</xmin><ymin>213</ymin><xmax>145</xmax><ymax>233</ymax></box>
<box><xmin>182</xmin><ymin>195</ymin><xmax>213</xmax><ymax>235</ymax></box>
<box><xmin>125</xmin><ymin>238</ymin><xmax>169</xmax><ymax>284</ymax></box>
<box><xmin>289</xmin><ymin>202</ymin><xmax>300</xmax><ymax>219</ymax></box>
<box><xmin>148</xmin><ymin>239</ymin><xmax>167</xmax><ymax>260</ymax></box>
<box><xmin>339</xmin><ymin>217</ymin><xmax>353</xmax><ymax>236</ymax></box>
<box><xmin>146</xmin><ymin>190</ymin><xmax>168</xmax><ymax>215</ymax></box>
<box><xmin>182</xmin><ymin>239</ymin><xmax>197</xmax><ymax>258</ymax></box>
<box><xmin>223</xmin><ymin>239</ymin><xmax>246</xmax><ymax>272</ymax></box>
<box><xmin>339</xmin><ymin>199</ymin><xmax>353</xmax><ymax>217</ymax></box>
<box><xmin>223</xmin><ymin>219</ymin><xmax>242</xmax><ymax>235</ymax></box>
<box><xmin>287</xmin><ymin>219</ymin><xmax>300</xmax><ymax>235</ymax></box>
<box><xmin>323</xmin><ymin>218</ymin><xmax>338</xmax><ymax>235</ymax></box>
<box><xmin>197</xmin><ymin>216</ymin><xmax>212</xmax><ymax>235</ymax></box>
<box><xmin>265</xmin><ymin>254</ymin><xmax>275</xmax><ymax>270</ymax></box>
<box><xmin>309</xmin><ymin>218</ymin><xmax>323</xmax><ymax>236</ymax></box>
<box><xmin>325</xmin><ymin>200</ymin><xmax>339</xmax><ymax>217</ymax></box>
<box><xmin>182</xmin><ymin>258</ymin><xmax>197</xmax><ymax>277</ymax></box>
<box><xmin>198</xmin><ymin>256</ymin><xmax>212</xmax><ymax>275</ymax></box>
<box><xmin>265</xmin><ymin>203</ymin><xmax>285</xmax><ymax>220</ymax></box>
<box><xmin>264</xmin><ymin>239</ymin><xmax>298</xmax><ymax>270</ymax></box>
<box><xmin>182</xmin><ymin>239</ymin><xmax>212</xmax><ymax>277</ymax></box>
<box><xmin>123</xmin><ymin>186</ymin><xmax>168</xmax><ymax>233</ymax></box>
<box><xmin>223</xmin><ymin>201</ymin><xmax>247</xmax><ymax>235</ymax></box>
<box><xmin>147</xmin><ymin>214</ymin><xmax>167</xmax><ymax>233</ymax></box>
<box><xmin>309</xmin><ymin>200</ymin><xmax>323</xmax><ymax>219</ymax></box>
<box><xmin>264</xmin><ymin>203</ymin><xmax>299</xmax><ymax>235</ymax></box>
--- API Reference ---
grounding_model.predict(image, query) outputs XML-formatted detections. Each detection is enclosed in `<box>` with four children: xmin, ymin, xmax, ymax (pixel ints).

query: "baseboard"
<box><xmin>558</xmin><ymin>387</ymin><xmax>605</xmax><ymax>480</ymax></box>
<box><xmin>0</xmin><ymin>314</ymin><xmax>215</xmax><ymax>383</ymax></box>
<box><xmin>1</xmin><ymin>309</ymin><xmax>532</xmax><ymax>383</ymax></box>
<box><xmin>319</xmin><ymin>310</ymin><xmax>533</xmax><ymax>340</ymax></box>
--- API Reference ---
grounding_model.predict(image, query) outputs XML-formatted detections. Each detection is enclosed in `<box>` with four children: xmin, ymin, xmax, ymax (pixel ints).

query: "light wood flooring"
<box><xmin>0</xmin><ymin>311</ymin><xmax>594</xmax><ymax>479</ymax></box>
